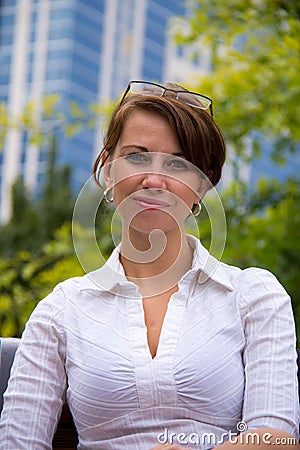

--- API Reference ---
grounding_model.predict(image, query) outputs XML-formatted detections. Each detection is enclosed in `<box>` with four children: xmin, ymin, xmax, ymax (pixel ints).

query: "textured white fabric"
<box><xmin>0</xmin><ymin>235</ymin><xmax>299</xmax><ymax>449</ymax></box>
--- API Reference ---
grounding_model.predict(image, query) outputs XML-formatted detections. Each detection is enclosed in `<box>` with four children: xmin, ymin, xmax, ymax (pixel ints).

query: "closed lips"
<box><xmin>133</xmin><ymin>195</ymin><xmax>171</xmax><ymax>208</ymax></box>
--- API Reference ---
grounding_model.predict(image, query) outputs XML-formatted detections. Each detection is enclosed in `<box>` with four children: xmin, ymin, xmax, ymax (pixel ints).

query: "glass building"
<box><xmin>0</xmin><ymin>0</ymin><xmax>204</xmax><ymax>222</ymax></box>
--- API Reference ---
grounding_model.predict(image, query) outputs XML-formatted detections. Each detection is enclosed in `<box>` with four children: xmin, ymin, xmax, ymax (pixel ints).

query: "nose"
<box><xmin>141</xmin><ymin>172</ymin><xmax>167</xmax><ymax>190</ymax></box>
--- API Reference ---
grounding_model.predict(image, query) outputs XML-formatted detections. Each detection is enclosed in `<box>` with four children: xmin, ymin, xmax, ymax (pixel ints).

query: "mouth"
<box><xmin>133</xmin><ymin>195</ymin><xmax>171</xmax><ymax>210</ymax></box>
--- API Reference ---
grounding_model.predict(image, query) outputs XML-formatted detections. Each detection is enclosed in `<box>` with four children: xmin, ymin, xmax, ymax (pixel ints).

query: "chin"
<box><xmin>129</xmin><ymin>212</ymin><xmax>183</xmax><ymax>236</ymax></box>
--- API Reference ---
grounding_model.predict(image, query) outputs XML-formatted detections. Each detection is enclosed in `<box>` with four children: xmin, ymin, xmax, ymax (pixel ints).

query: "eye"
<box><xmin>166</xmin><ymin>158</ymin><xmax>189</xmax><ymax>170</ymax></box>
<box><xmin>125</xmin><ymin>153</ymin><xmax>149</xmax><ymax>163</ymax></box>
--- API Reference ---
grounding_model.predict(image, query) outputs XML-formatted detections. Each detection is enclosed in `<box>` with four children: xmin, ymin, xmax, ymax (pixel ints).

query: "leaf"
<box><xmin>64</xmin><ymin>122</ymin><xmax>83</xmax><ymax>137</ymax></box>
<box><xmin>70</xmin><ymin>101</ymin><xmax>85</xmax><ymax>119</ymax></box>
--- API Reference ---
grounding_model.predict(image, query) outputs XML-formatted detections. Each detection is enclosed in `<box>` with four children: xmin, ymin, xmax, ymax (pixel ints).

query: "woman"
<box><xmin>0</xmin><ymin>81</ymin><xmax>299</xmax><ymax>449</ymax></box>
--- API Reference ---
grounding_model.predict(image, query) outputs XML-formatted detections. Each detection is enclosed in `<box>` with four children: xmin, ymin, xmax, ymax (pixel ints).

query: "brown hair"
<box><xmin>93</xmin><ymin>83</ymin><xmax>226</xmax><ymax>187</ymax></box>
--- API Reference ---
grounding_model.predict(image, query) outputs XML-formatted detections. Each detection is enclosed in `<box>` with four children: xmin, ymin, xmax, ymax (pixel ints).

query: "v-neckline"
<box><xmin>127</xmin><ymin>287</ymin><xmax>187</xmax><ymax>362</ymax></box>
<box><xmin>126</xmin><ymin>284</ymin><xmax>189</xmax><ymax>408</ymax></box>
<box><xmin>142</xmin><ymin>286</ymin><xmax>179</xmax><ymax>359</ymax></box>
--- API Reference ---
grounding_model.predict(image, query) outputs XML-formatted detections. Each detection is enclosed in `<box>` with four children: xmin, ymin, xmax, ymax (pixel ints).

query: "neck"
<box><xmin>119</xmin><ymin>226</ymin><xmax>193</xmax><ymax>297</ymax></box>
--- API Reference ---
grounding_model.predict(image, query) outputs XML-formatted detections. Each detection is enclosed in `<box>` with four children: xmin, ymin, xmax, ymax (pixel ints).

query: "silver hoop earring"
<box><xmin>192</xmin><ymin>201</ymin><xmax>201</xmax><ymax>217</ymax></box>
<box><xmin>104</xmin><ymin>187</ymin><xmax>114</xmax><ymax>203</ymax></box>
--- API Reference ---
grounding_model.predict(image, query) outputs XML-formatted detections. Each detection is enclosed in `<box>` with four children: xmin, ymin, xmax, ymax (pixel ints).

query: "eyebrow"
<box><xmin>120</xmin><ymin>145</ymin><xmax>186</xmax><ymax>158</ymax></box>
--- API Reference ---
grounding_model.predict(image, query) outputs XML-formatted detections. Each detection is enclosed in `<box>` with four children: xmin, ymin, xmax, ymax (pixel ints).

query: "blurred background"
<box><xmin>0</xmin><ymin>0</ymin><xmax>299</xmax><ymax>341</ymax></box>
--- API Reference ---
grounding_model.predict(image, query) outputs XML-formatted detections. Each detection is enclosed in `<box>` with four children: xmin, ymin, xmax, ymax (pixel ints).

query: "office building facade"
<box><xmin>0</xmin><ymin>0</ymin><xmax>204</xmax><ymax>222</ymax></box>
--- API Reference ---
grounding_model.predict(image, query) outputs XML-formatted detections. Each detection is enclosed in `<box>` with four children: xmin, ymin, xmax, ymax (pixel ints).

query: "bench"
<box><xmin>1</xmin><ymin>337</ymin><xmax>300</xmax><ymax>448</ymax></box>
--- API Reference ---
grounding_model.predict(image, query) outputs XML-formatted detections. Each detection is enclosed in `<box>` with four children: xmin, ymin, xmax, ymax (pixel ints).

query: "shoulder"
<box><xmin>28</xmin><ymin>272</ymin><xmax>92</xmax><ymax>320</ymax></box>
<box><xmin>189</xmin><ymin>236</ymin><xmax>288</xmax><ymax>302</ymax></box>
<box><xmin>45</xmin><ymin>268</ymin><xmax>106</xmax><ymax>298</ymax></box>
<box><xmin>220</xmin><ymin>262</ymin><xmax>292</xmax><ymax>316</ymax></box>
<box><xmin>223</xmin><ymin>258</ymin><xmax>289</xmax><ymax>290</ymax></box>
<box><xmin>220</xmin><ymin>262</ymin><xmax>286</xmax><ymax>293</ymax></box>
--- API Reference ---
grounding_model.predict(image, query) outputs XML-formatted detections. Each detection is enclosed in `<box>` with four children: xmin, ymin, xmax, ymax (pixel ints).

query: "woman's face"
<box><xmin>103</xmin><ymin>109</ymin><xmax>204</xmax><ymax>235</ymax></box>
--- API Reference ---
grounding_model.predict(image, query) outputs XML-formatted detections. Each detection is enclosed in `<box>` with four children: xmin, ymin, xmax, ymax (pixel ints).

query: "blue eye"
<box><xmin>167</xmin><ymin>158</ymin><xmax>189</xmax><ymax>170</ymax></box>
<box><xmin>125</xmin><ymin>153</ymin><xmax>149</xmax><ymax>163</ymax></box>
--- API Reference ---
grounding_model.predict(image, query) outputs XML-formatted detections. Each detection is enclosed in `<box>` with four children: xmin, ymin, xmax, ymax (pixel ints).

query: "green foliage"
<box><xmin>39</xmin><ymin>135</ymin><xmax>74</xmax><ymax>239</ymax></box>
<box><xmin>186</xmin><ymin>175</ymin><xmax>300</xmax><ymax>343</ymax></box>
<box><xmin>0</xmin><ymin>134</ymin><xmax>114</xmax><ymax>336</ymax></box>
<box><xmin>0</xmin><ymin>134</ymin><xmax>74</xmax><ymax>257</ymax></box>
<box><xmin>174</xmin><ymin>0</ymin><xmax>300</xmax><ymax>162</ymax></box>
<box><xmin>0</xmin><ymin>131</ymin><xmax>82</xmax><ymax>336</ymax></box>
<box><xmin>197</xmin><ymin>177</ymin><xmax>300</xmax><ymax>341</ymax></box>
<box><xmin>0</xmin><ymin>206</ymin><xmax>116</xmax><ymax>337</ymax></box>
<box><xmin>0</xmin><ymin>94</ymin><xmax>115</xmax><ymax>148</ymax></box>
<box><xmin>0</xmin><ymin>94</ymin><xmax>116</xmax><ymax>337</ymax></box>
<box><xmin>0</xmin><ymin>224</ymin><xmax>84</xmax><ymax>337</ymax></box>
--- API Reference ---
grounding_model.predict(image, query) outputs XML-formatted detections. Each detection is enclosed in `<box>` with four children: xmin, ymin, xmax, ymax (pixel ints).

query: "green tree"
<box><xmin>0</xmin><ymin>133</ymin><xmax>75</xmax><ymax>257</ymax></box>
<box><xmin>0</xmin><ymin>93</ymin><xmax>116</xmax><ymax>337</ymax></box>
<box><xmin>0</xmin><ymin>178</ymin><xmax>41</xmax><ymax>254</ymax></box>
<box><xmin>39</xmin><ymin>134</ymin><xmax>74</xmax><ymax>241</ymax></box>
<box><xmin>223</xmin><ymin>178</ymin><xmax>300</xmax><ymax>339</ymax></box>
<box><xmin>174</xmin><ymin>0</ymin><xmax>300</xmax><ymax>336</ymax></box>
<box><xmin>175</xmin><ymin>0</ymin><xmax>300</xmax><ymax>163</ymax></box>
<box><xmin>0</xmin><ymin>94</ymin><xmax>114</xmax><ymax>150</ymax></box>
<box><xmin>0</xmin><ymin>205</ymin><xmax>116</xmax><ymax>337</ymax></box>
<box><xmin>0</xmin><ymin>224</ymin><xmax>84</xmax><ymax>337</ymax></box>
<box><xmin>194</xmin><ymin>177</ymin><xmax>300</xmax><ymax>341</ymax></box>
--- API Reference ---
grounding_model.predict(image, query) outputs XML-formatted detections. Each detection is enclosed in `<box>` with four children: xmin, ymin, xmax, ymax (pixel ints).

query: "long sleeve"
<box><xmin>0</xmin><ymin>285</ymin><xmax>67</xmax><ymax>450</ymax></box>
<box><xmin>238</xmin><ymin>268</ymin><xmax>299</xmax><ymax>438</ymax></box>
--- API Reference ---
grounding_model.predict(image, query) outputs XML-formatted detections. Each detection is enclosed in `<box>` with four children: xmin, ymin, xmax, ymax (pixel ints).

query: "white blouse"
<box><xmin>0</xmin><ymin>235</ymin><xmax>299</xmax><ymax>449</ymax></box>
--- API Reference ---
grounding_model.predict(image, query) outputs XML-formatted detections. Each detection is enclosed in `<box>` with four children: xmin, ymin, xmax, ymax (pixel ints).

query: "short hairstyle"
<box><xmin>93</xmin><ymin>83</ymin><xmax>226</xmax><ymax>187</ymax></box>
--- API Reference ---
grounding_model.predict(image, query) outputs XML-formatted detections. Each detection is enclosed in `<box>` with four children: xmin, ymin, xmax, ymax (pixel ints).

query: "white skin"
<box><xmin>103</xmin><ymin>110</ymin><xmax>297</xmax><ymax>450</ymax></box>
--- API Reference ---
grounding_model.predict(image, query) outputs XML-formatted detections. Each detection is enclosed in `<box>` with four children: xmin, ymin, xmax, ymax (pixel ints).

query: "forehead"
<box><xmin>119</xmin><ymin>109</ymin><xmax>180</xmax><ymax>146</ymax></box>
<box><xmin>122</xmin><ymin>109</ymin><xmax>171</xmax><ymax>130</ymax></box>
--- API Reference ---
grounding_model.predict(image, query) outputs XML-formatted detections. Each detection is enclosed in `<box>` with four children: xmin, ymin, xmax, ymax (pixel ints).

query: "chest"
<box><xmin>65</xmin><ymin>288</ymin><xmax>246</xmax><ymax>437</ymax></box>
<box><xmin>66</xmin><ymin>291</ymin><xmax>245</xmax><ymax>429</ymax></box>
<box><xmin>66</xmin><ymin>286</ymin><xmax>245</xmax><ymax>404</ymax></box>
<box><xmin>142</xmin><ymin>286</ymin><xmax>178</xmax><ymax>358</ymax></box>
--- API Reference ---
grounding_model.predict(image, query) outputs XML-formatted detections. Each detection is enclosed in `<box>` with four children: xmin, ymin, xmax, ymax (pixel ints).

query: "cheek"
<box><xmin>174</xmin><ymin>173</ymin><xmax>202</xmax><ymax>202</ymax></box>
<box><xmin>174</xmin><ymin>181</ymin><xmax>199</xmax><ymax>206</ymax></box>
<box><xmin>112</xmin><ymin>177</ymin><xmax>139</xmax><ymax>204</ymax></box>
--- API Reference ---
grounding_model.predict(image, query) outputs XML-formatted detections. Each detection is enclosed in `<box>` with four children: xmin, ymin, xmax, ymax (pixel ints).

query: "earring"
<box><xmin>191</xmin><ymin>201</ymin><xmax>201</xmax><ymax>216</ymax></box>
<box><xmin>104</xmin><ymin>187</ymin><xmax>114</xmax><ymax>203</ymax></box>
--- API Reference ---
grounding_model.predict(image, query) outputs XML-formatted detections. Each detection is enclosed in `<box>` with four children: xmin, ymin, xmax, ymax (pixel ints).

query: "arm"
<box><xmin>219</xmin><ymin>268</ymin><xmax>299</xmax><ymax>449</ymax></box>
<box><xmin>0</xmin><ymin>286</ymin><xmax>67</xmax><ymax>450</ymax></box>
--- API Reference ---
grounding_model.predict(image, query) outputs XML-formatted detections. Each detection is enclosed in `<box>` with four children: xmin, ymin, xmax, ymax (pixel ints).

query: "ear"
<box><xmin>192</xmin><ymin>192</ymin><xmax>201</xmax><ymax>205</ymax></box>
<box><xmin>192</xmin><ymin>186</ymin><xmax>204</xmax><ymax>205</ymax></box>
<box><xmin>196</xmin><ymin>175</ymin><xmax>211</xmax><ymax>200</ymax></box>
